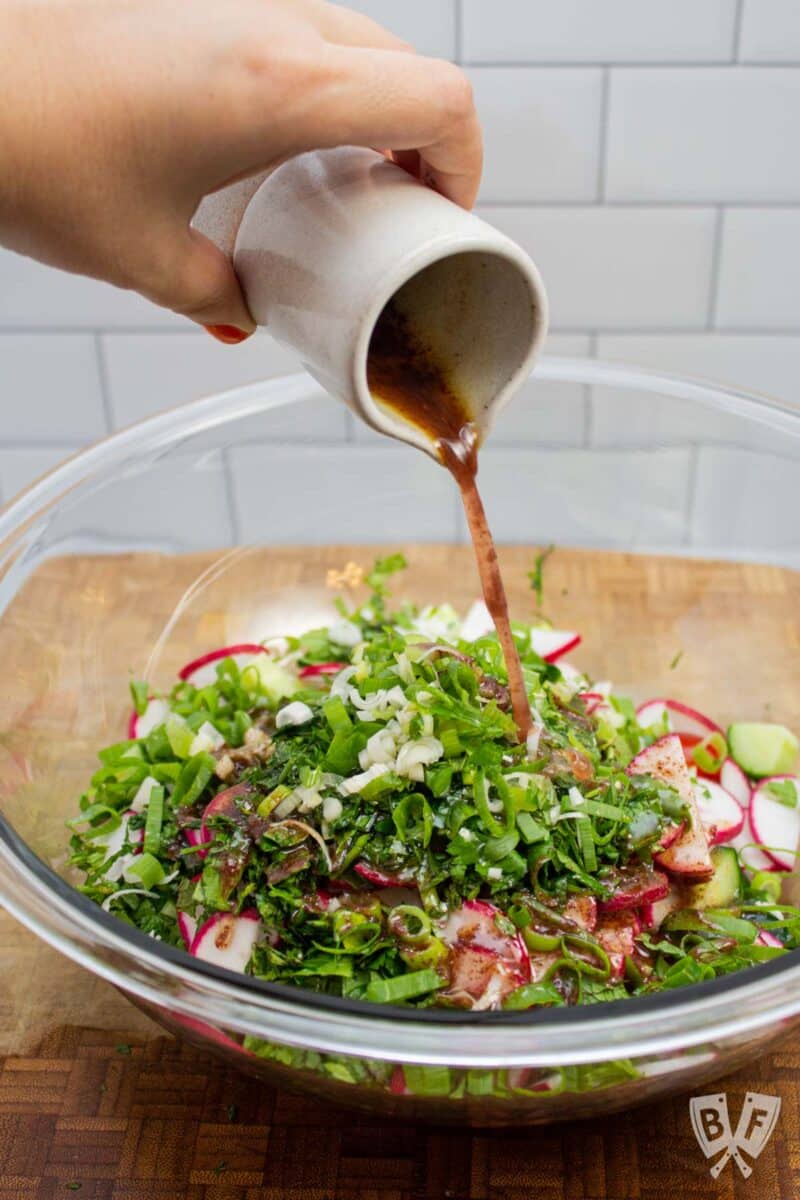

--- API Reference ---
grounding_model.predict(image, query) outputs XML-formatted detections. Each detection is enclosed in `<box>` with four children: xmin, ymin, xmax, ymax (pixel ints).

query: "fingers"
<box><xmin>302</xmin><ymin>0</ymin><xmax>414</xmax><ymax>53</ymax></box>
<box><xmin>314</xmin><ymin>47</ymin><xmax>483</xmax><ymax>208</ymax></box>
<box><xmin>142</xmin><ymin>226</ymin><xmax>256</xmax><ymax>336</ymax></box>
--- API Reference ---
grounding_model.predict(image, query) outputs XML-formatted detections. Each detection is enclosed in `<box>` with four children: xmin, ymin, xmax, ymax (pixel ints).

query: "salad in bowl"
<box><xmin>68</xmin><ymin>555</ymin><xmax>800</xmax><ymax>1013</ymax></box>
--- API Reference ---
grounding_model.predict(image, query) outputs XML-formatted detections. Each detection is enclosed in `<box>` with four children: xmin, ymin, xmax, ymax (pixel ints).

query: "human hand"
<box><xmin>0</xmin><ymin>0</ymin><xmax>482</xmax><ymax>338</ymax></box>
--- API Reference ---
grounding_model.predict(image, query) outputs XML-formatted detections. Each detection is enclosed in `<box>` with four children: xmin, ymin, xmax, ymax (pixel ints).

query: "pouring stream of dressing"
<box><xmin>367</xmin><ymin>302</ymin><xmax>533</xmax><ymax>742</ymax></box>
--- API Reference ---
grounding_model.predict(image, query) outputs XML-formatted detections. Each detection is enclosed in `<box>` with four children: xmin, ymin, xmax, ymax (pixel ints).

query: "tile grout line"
<box><xmin>595</xmin><ymin>69</ymin><xmax>612</xmax><ymax>203</ymax></box>
<box><xmin>94</xmin><ymin>333</ymin><xmax>116</xmax><ymax>435</ymax></box>
<box><xmin>706</xmin><ymin>207</ymin><xmax>726</xmax><ymax>330</ymax></box>
<box><xmin>583</xmin><ymin>332</ymin><xmax>599</xmax><ymax>447</ymax></box>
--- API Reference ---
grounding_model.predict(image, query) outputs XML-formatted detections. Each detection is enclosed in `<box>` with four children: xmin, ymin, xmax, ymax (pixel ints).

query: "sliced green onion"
<box><xmin>124</xmin><ymin>852</ymin><xmax>166</xmax><ymax>889</ymax></box>
<box><xmin>502</xmin><ymin>981</ymin><xmax>564</xmax><ymax>1010</ymax></box>
<box><xmin>364</xmin><ymin>968</ymin><xmax>443</xmax><ymax>1004</ymax></box>
<box><xmin>166</xmin><ymin>714</ymin><xmax>194</xmax><ymax>759</ymax></box>
<box><xmin>485</xmin><ymin>831</ymin><xmax>519</xmax><ymax>862</ymax></box>
<box><xmin>171</xmin><ymin>753</ymin><xmax>216</xmax><ymax>808</ymax></box>
<box><xmin>143</xmin><ymin>785</ymin><xmax>164</xmax><ymax>855</ymax></box>
<box><xmin>516</xmin><ymin>812</ymin><xmax>549</xmax><ymax>845</ymax></box>
<box><xmin>661</xmin><ymin>955</ymin><xmax>714</xmax><ymax>988</ymax></box>
<box><xmin>391</xmin><ymin>794</ymin><xmax>433</xmax><ymax>847</ymax></box>
<box><xmin>439</xmin><ymin>728</ymin><xmax>463</xmax><ymax>758</ymax></box>
<box><xmin>323</xmin><ymin>696</ymin><xmax>352</xmax><ymax>733</ymax></box>
<box><xmin>388</xmin><ymin>905</ymin><xmax>432</xmax><ymax>945</ymax></box>
<box><xmin>580</xmin><ymin>798</ymin><xmax>626</xmax><ymax>821</ymax></box>
<box><xmin>401</xmin><ymin>1064</ymin><xmax>452</xmax><ymax>1096</ymax></box>
<box><xmin>360</xmin><ymin>771</ymin><xmax>400</xmax><ymax>802</ymax></box>
<box><xmin>474</xmin><ymin>771</ymin><xmax>511</xmax><ymax>837</ymax></box>
<box><xmin>691</xmin><ymin>732</ymin><xmax>727</xmax><ymax>775</ymax></box>
<box><xmin>576</xmin><ymin>816</ymin><xmax>597</xmax><ymax>873</ymax></box>
<box><xmin>66</xmin><ymin>803</ymin><xmax>122</xmax><ymax>834</ymax></box>
<box><xmin>521</xmin><ymin>928</ymin><xmax>560</xmax><ymax>953</ymax></box>
<box><xmin>129</xmin><ymin>680</ymin><xmax>150</xmax><ymax>717</ymax></box>
<box><xmin>98</xmin><ymin>740</ymin><xmax>141</xmax><ymax>767</ymax></box>
<box><xmin>465</xmin><ymin>1069</ymin><xmax>497</xmax><ymax>1095</ymax></box>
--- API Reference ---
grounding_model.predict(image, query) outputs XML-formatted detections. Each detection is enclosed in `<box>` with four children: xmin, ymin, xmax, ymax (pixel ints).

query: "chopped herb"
<box><xmin>115</xmin><ymin>1044</ymin><xmax>132</xmax><ymax>1056</ymax></box>
<box><xmin>528</xmin><ymin>544</ymin><xmax>555</xmax><ymax>611</ymax></box>
<box><xmin>669</xmin><ymin>651</ymin><xmax>683</xmax><ymax>670</ymax></box>
<box><xmin>66</xmin><ymin>555</ymin><xmax>798</xmax><ymax>1043</ymax></box>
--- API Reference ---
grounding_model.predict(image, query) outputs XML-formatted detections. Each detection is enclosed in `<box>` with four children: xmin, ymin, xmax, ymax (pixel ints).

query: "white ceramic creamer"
<box><xmin>193</xmin><ymin>148</ymin><xmax>548</xmax><ymax>458</ymax></box>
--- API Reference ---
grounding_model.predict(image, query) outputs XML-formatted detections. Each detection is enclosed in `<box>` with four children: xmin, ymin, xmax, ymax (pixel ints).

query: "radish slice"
<box><xmin>693</xmin><ymin>779</ymin><xmax>745</xmax><ymax>845</ymax></box>
<box><xmin>729</xmin><ymin>813</ymin><xmax>779</xmax><ymax>874</ymax></box>
<box><xmin>641</xmin><ymin>888</ymin><xmax>681</xmax><ymax>930</ymax></box>
<box><xmin>562</xmin><ymin>893</ymin><xmax>598</xmax><ymax>932</ymax></box>
<box><xmin>529</xmin><ymin>628</ymin><xmax>581</xmax><ymax>663</ymax></box>
<box><xmin>298</xmin><ymin>662</ymin><xmax>347</xmax><ymax>679</ymax></box>
<box><xmin>628</xmin><ymin>734</ymin><xmax>713</xmax><ymax>879</ymax></box>
<box><xmin>636</xmin><ymin>699</ymin><xmax>722</xmax><ymax>740</ymax></box>
<box><xmin>750</xmin><ymin>777</ymin><xmax>800</xmax><ymax>871</ymax></box>
<box><xmin>190</xmin><ymin>910</ymin><xmax>261</xmax><ymax>972</ymax></box>
<box><xmin>128</xmin><ymin>697</ymin><xmax>170</xmax><ymax>740</ymax></box>
<box><xmin>595</xmin><ymin>912</ymin><xmax>640</xmax><ymax>981</ymax></box>
<box><xmin>578</xmin><ymin>692</ymin><xmax>604</xmax><ymax>716</ymax></box>
<box><xmin>198</xmin><ymin>782</ymin><xmax>254</xmax><ymax>857</ymax></box>
<box><xmin>179</xmin><ymin>643</ymin><xmax>268</xmax><ymax>687</ymax></box>
<box><xmin>720</xmin><ymin>759</ymin><xmax>752</xmax><ymax>809</ymax></box>
<box><xmin>460</xmin><ymin>599</ymin><xmax>493</xmax><ymax>641</ymax></box>
<box><xmin>185</xmin><ymin>827</ymin><xmax>208</xmax><ymax>857</ymax></box>
<box><xmin>660</xmin><ymin>822</ymin><xmax>685</xmax><ymax>850</ymax></box>
<box><xmin>439</xmin><ymin>900</ymin><xmax>530</xmax><ymax>1009</ymax></box>
<box><xmin>354</xmin><ymin>862</ymin><xmax>412</xmax><ymax>888</ymax></box>
<box><xmin>756</xmin><ymin>930</ymin><xmax>783</xmax><ymax>949</ymax></box>
<box><xmin>598</xmin><ymin>868</ymin><xmax>669</xmax><ymax>914</ymax></box>
<box><xmin>177</xmin><ymin>911</ymin><xmax>198</xmax><ymax>949</ymax></box>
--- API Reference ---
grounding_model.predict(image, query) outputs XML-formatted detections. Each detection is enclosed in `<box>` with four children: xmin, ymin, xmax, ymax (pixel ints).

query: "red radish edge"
<box><xmin>756</xmin><ymin>930</ymin><xmax>783</xmax><ymax>949</ymax></box>
<box><xmin>354</xmin><ymin>862</ymin><xmax>410</xmax><ymax>888</ymax></box>
<box><xmin>299</xmin><ymin>662</ymin><xmax>347</xmax><ymax>678</ymax></box>
<box><xmin>636</xmin><ymin>698</ymin><xmax>722</xmax><ymax>739</ymax></box>
<box><xmin>598</xmin><ymin>871</ymin><xmax>669</xmax><ymax>914</ymax></box>
<box><xmin>628</xmin><ymin>734</ymin><xmax>713</xmax><ymax>879</ymax></box>
<box><xmin>529</xmin><ymin>630</ymin><xmax>581</xmax><ymax>663</ymax></box>
<box><xmin>177</xmin><ymin>912</ymin><xmax>197</xmax><ymax>949</ymax></box>
<box><xmin>178</xmin><ymin>643</ymin><xmax>268</xmax><ymax>682</ymax></box>
<box><xmin>720</xmin><ymin>758</ymin><xmax>751</xmax><ymax>809</ymax></box>
<box><xmin>750</xmin><ymin>776</ymin><xmax>800</xmax><ymax>871</ymax></box>
<box><xmin>189</xmin><ymin>909</ymin><xmax>261</xmax><ymax>972</ymax></box>
<box><xmin>185</xmin><ymin>827</ymin><xmax>208</xmax><ymax>860</ymax></box>
<box><xmin>692</xmin><ymin>779</ymin><xmax>745</xmax><ymax>845</ymax></box>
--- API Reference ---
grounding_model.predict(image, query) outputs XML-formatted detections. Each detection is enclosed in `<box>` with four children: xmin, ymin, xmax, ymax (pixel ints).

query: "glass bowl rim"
<box><xmin>1</xmin><ymin>355</ymin><xmax>799</xmax><ymax>1068</ymax></box>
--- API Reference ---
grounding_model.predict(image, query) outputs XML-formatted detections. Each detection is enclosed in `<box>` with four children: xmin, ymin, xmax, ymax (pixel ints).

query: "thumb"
<box><xmin>144</xmin><ymin>225</ymin><xmax>256</xmax><ymax>338</ymax></box>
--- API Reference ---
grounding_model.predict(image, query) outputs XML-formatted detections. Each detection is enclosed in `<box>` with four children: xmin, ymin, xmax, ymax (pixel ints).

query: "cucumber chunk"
<box><xmin>728</xmin><ymin>722</ymin><xmax>798</xmax><ymax>779</ymax></box>
<box><xmin>686</xmin><ymin>845</ymin><xmax>744</xmax><ymax>909</ymax></box>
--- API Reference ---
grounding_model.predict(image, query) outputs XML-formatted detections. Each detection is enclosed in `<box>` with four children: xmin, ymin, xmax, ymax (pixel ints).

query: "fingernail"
<box><xmin>205</xmin><ymin>324</ymin><xmax>251</xmax><ymax>345</ymax></box>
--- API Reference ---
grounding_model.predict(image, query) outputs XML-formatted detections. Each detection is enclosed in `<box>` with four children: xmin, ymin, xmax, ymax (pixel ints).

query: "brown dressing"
<box><xmin>367</xmin><ymin>303</ymin><xmax>532</xmax><ymax>741</ymax></box>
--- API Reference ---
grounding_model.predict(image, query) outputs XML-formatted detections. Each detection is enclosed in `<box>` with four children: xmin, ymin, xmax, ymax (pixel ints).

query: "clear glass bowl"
<box><xmin>1</xmin><ymin>357</ymin><xmax>798</xmax><ymax>1125</ymax></box>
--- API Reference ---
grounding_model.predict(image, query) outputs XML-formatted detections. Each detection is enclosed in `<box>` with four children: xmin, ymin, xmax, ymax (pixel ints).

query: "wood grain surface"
<box><xmin>1</xmin><ymin>545</ymin><xmax>799</xmax><ymax>1198</ymax></box>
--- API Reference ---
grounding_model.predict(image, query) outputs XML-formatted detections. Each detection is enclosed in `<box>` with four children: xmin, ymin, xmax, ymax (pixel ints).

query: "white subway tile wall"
<box><xmin>0</xmin><ymin>1</ymin><xmax>798</xmax><ymax>557</ymax></box>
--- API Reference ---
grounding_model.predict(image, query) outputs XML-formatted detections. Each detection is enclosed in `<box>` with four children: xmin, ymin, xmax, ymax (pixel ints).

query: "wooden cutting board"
<box><xmin>1</xmin><ymin>545</ymin><xmax>800</xmax><ymax>1198</ymax></box>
